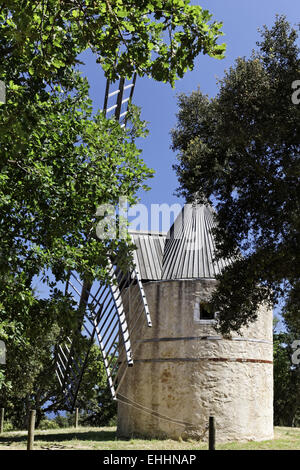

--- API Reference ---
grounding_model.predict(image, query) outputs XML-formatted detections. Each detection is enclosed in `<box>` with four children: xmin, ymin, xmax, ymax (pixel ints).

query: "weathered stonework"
<box><xmin>117</xmin><ymin>279</ymin><xmax>273</xmax><ymax>442</ymax></box>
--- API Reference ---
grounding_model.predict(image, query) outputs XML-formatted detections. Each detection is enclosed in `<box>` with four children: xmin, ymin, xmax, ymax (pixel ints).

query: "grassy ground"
<box><xmin>0</xmin><ymin>426</ymin><xmax>299</xmax><ymax>450</ymax></box>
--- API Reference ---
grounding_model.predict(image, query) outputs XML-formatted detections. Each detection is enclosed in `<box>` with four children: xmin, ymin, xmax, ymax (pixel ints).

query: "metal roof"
<box><xmin>129</xmin><ymin>204</ymin><xmax>232</xmax><ymax>281</ymax></box>
<box><xmin>130</xmin><ymin>231</ymin><xmax>167</xmax><ymax>280</ymax></box>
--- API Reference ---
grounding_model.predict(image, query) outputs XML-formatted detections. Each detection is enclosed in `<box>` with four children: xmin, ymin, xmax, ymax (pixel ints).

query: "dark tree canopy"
<box><xmin>171</xmin><ymin>16</ymin><xmax>300</xmax><ymax>334</ymax></box>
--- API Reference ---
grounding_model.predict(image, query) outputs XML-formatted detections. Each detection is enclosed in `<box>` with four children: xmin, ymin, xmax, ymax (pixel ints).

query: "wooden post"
<box><xmin>27</xmin><ymin>410</ymin><xmax>36</xmax><ymax>450</ymax></box>
<box><xmin>0</xmin><ymin>408</ymin><xmax>4</xmax><ymax>434</ymax></box>
<box><xmin>208</xmin><ymin>416</ymin><xmax>216</xmax><ymax>450</ymax></box>
<box><xmin>75</xmin><ymin>407</ymin><xmax>79</xmax><ymax>428</ymax></box>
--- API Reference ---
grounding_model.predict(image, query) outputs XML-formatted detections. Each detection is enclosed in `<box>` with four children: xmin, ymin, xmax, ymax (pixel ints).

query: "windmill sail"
<box><xmin>54</xmin><ymin>74</ymin><xmax>152</xmax><ymax>410</ymax></box>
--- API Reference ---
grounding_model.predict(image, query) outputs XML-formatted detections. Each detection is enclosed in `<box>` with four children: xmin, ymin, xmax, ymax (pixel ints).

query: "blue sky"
<box><xmin>77</xmin><ymin>0</ymin><xmax>299</xmax><ymax>231</ymax></box>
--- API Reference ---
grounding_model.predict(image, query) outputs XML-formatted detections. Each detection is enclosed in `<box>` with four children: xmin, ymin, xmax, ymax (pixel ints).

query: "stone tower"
<box><xmin>117</xmin><ymin>203</ymin><xmax>273</xmax><ymax>442</ymax></box>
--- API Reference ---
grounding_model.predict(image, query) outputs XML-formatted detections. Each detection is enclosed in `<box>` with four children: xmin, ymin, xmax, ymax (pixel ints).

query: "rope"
<box><xmin>117</xmin><ymin>392</ymin><xmax>209</xmax><ymax>436</ymax></box>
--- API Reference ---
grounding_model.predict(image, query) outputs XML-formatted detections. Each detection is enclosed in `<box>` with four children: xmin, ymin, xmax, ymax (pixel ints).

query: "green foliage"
<box><xmin>0</xmin><ymin>1</ymin><xmax>225</xmax><ymax>87</ymax></box>
<box><xmin>273</xmin><ymin>310</ymin><xmax>300</xmax><ymax>427</ymax></box>
<box><xmin>171</xmin><ymin>16</ymin><xmax>300</xmax><ymax>334</ymax></box>
<box><xmin>0</xmin><ymin>0</ymin><xmax>225</xmax><ymax>416</ymax></box>
<box><xmin>0</xmin><ymin>61</ymin><xmax>152</xmax><ymax>361</ymax></box>
<box><xmin>3</xmin><ymin>420</ymin><xmax>14</xmax><ymax>432</ymax></box>
<box><xmin>2</xmin><ymin>332</ymin><xmax>116</xmax><ymax>429</ymax></box>
<box><xmin>75</xmin><ymin>345</ymin><xmax>117</xmax><ymax>427</ymax></box>
<box><xmin>1</xmin><ymin>314</ymin><xmax>68</xmax><ymax>429</ymax></box>
<box><xmin>0</xmin><ymin>0</ymin><xmax>225</xmax><ymax>345</ymax></box>
<box><xmin>53</xmin><ymin>414</ymin><xmax>73</xmax><ymax>428</ymax></box>
<box><xmin>39</xmin><ymin>418</ymin><xmax>60</xmax><ymax>430</ymax></box>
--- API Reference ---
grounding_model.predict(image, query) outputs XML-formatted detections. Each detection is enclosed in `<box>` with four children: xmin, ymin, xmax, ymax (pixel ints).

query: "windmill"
<box><xmin>54</xmin><ymin>73</ymin><xmax>152</xmax><ymax>411</ymax></box>
<box><xmin>54</xmin><ymin>78</ymin><xmax>274</xmax><ymax>444</ymax></box>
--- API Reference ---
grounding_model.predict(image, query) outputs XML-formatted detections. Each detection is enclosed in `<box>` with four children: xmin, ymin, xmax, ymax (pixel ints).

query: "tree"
<box><xmin>273</xmin><ymin>310</ymin><xmax>300</xmax><ymax>427</ymax></box>
<box><xmin>0</xmin><ymin>70</ymin><xmax>152</xmax><ymax>390</ymax></box>
<box><xmin>0</xmin><ymin>0</ymin><xmax>225</xmax><ymax>340</ymax></box>
<box><xmin>171</xmin><ymin>16</ymin><xmax>300</xmax><ymax>334</ymax></box>
<box><xmin>2</xmin><ymin>322</ymin><xmax>116</xmax><ymax>429</ymax></box>
<box><xmin>76</xmin><ymin>345</ymin><xmax>117</xmax><ymax>427</ymax></box>
<box><xmin>1</xmin><ymin>1</ymin><xmax>225</xmax><ymax>87</ymax></box>
<box><xmin>2</xmin><ymin>305</ymin><xmax>67</xmax><ymax>429</ymax></box>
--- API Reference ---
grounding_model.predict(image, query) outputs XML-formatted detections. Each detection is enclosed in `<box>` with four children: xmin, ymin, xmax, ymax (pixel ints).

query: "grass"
<box><xmin>0</xmin><ymin>426</ymin><xmax>299</xmax><ymax>450</ymax></box>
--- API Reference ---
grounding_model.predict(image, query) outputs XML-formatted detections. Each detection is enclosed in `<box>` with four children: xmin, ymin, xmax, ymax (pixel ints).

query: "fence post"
<box><xmin>0</xmin><ymin>408</ymin><xmax>4</xmax><ymax>434</ymax></box>
<box><xmin>27</xmin><ymin>410</ymin><xmax>36</xmax><ymax>450</ymax></box>
<box><xmin>75</xmin><ymin>408</ymin><xmax>79</xmax><ymax>428</ymax></box>
<box><xmin>208</xmin><ymin>416</ymin><xmax>216</xmax><ymax>450</ymax></box>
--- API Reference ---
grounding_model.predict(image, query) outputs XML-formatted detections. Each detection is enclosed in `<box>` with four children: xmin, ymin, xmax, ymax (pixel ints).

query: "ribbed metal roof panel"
<box><xmin>130</xmin><ymin>231</ymin><xmax>166</xmax><ymax>281</ymax></box>
<box><xmin>129</xmin><ymin>204</ymin><xmax>232</xmax><ymax>281</ymax></box>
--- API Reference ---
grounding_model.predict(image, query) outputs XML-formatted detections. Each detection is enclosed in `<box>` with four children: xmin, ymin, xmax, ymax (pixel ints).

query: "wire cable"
<box><xmin>117</xmin><ymin>392</ymin><xmax>208</xmax><ymax>434</ymax></box>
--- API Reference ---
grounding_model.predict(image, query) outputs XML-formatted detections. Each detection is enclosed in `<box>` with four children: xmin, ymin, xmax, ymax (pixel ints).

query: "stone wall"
<box><xmin>117</xmin><ymin>279</ymin><xmax>273</xmax><ymax>442</ymax></box>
